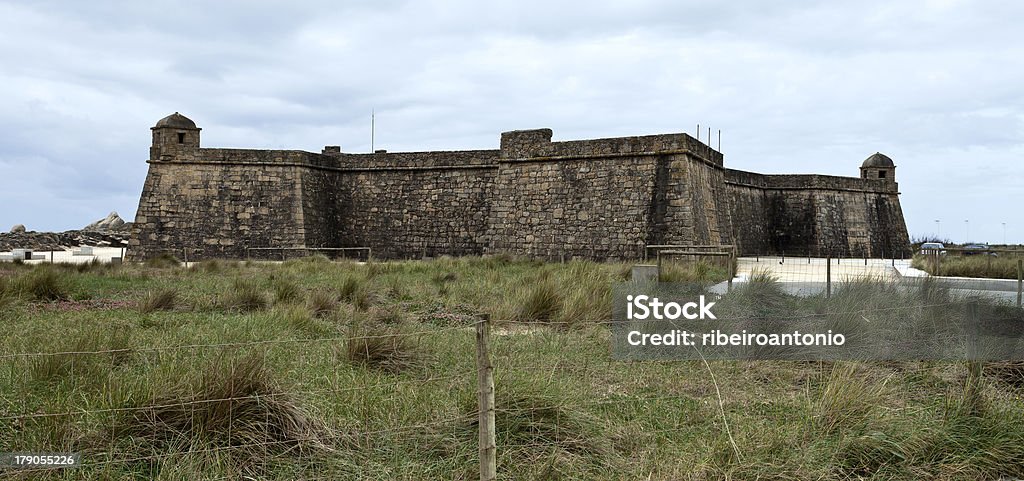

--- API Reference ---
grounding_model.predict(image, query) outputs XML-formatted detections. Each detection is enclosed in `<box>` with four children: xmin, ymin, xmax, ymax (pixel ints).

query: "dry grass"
<box><xmin>813</xmin><ymin>363</ymin><xmax>888</xmax><ymax>435</ymax></box>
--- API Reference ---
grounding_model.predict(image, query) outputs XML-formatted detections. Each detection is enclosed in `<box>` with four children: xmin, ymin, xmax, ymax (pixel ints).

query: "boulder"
<box><xmin>10</xmin><ymin>224</ymin><xmax>26</xmax><ymax>233</ymax></box>
<box><xmin>84</xmin><ymin>212</ymin><xmax>127</xmax><ymax>231</ymax></box>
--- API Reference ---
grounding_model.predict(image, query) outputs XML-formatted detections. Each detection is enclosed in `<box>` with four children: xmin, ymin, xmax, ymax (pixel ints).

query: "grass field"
<box><xmin>1</xmin><ymin>257</ymin><xmax>1023</xmax><ymax>480</ymax></box>
<box><xmin>912</xmin><ymin>253</ymin><xmax>1024</xmax><ymax>279</ymax></box>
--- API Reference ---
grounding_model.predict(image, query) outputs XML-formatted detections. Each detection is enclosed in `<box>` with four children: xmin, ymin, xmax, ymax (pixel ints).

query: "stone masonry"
<box><xmin>128</xmin><ymin>113</ymin><xmax>911</xmax><ymax>261</ymax></box>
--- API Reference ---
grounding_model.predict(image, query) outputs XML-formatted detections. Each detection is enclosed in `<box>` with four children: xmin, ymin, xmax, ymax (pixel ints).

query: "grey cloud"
<box><xmin>0</xmin><ymin>0</ymin><xmax>1021</xmax><ymax>242</ymax></box>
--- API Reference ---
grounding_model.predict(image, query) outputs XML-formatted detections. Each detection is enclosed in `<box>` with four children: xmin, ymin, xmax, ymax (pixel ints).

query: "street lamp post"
<box><xmin>1003</xmin><ymin>222</ymin><xmax>1007</xmax><ymax>245</ymax></box>
<box><xmin>935</xmin><ymin>220</ymin><xmax>940</xmax><ymax>238</ymax></box>
<box><xmin>965</xmin><ymin>220</ymin><xmax>969</xmax><ymax>244</ymax></box>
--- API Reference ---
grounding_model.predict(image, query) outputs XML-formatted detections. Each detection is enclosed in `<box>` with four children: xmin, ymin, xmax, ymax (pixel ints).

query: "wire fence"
<box><xmin>2</xmin><ymin>249</ymin><xmax>1023</xmax><ymax>479</ymax></box>
<box><xmin>3</xmin><ymin>309</ymin><xmax>1015</xmax><ymax>479</ymax></box>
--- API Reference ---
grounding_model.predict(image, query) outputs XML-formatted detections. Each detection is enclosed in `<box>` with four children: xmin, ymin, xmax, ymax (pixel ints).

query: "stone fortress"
<box><xmin>128</xmin><ymin>113</ymin><xmax>910</xmax><ymax>261</ymax></box>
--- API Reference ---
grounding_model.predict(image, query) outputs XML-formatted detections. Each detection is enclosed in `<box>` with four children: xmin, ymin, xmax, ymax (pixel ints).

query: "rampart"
<box><xmin>128</xmin><ymin>113</ymin><xmax>910</xmax><ymax>261</ymax></box>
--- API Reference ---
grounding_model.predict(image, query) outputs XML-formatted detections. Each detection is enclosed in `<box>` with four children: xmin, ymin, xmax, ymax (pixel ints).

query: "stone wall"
<box><xmin>723</xmin><ymin>169</ymin><xmax>910</xmax><ymax>257</ymax></box>
<box><xmin>129</xmin><ymin>119</ymin><xmax>911</xmax><ymax>262</ymax></box>
<box><xmin>333</xmin><ymin>151</ymin><xmax>500</xmax><ymax>259</ymax></box>
<box><xmin>128</xmin><ymin>161</ymin><xmax>307</xmax><ymax>261</ymax></box>
<box><xmin>486</xmin><ymin>155</ymin><xmax>659</xmax><ymax>260</ymax></box>
<box><xmin>486</xmin><ymin>131</ymin><xmax>733</xmax><ymax>260</ymax></box>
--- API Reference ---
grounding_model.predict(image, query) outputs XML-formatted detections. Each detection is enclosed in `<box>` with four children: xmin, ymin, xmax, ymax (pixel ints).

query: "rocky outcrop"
<box><xmin>0</xmin><ymin>230</ymin><xmax>130</xmax><ymax>252</ymax></box>
<box><xmin>10</xmin><ymin>224</ymin><xmax>26</xmax><ymax>233</ymax></box>
<box><xmin>83</xmin><ymin>211</ymin><xmax>130</xmax><ymax>232</ymax></box>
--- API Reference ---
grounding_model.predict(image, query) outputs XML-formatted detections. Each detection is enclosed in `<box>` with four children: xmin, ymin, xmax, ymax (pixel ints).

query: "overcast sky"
<box><xmin>1</xmin><ymin>0</ymin><xmax>1021</xmax><ymax>243</ymax></box>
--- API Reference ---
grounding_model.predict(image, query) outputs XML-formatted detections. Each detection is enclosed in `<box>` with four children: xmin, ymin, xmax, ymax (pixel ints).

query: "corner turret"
<box><xmin>151</xmin><ymin>112</ymin><xmax>201</xmax><ymax>161</ymax></box>
<box><xmin>860</xmin><ymin>152</ymin><xmax>895</xmax><ymax>182</ymax></box>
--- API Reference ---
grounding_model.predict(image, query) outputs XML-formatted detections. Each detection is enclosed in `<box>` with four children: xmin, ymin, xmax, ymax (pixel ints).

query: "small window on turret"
<box><xmin>878</xmin><ymin>171</ymin><xmax>887</xmax><ymax>179</ymax></box>
<box><xmin>177</xmin><ymin>133</ymin><xmax>185</xmax><ymax>144</ymax></box>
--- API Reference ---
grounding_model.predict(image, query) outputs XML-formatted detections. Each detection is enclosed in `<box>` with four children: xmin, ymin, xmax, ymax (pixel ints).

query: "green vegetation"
<box><xmin>0</xmin><ymin>258</ymin><xmax>1022</xmax><ymax>479</ymax></box>
<box><xmin>912</xmin><ymin>253</ymin><xmax>1024</xmax><ymax>279</ymax></box>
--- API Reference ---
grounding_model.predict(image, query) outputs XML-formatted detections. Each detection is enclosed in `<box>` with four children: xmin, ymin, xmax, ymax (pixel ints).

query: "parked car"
<box><xmin>919</xmin><ymin>242</ymin><xmax>946</xmax><ymax>255</ymax></box>
<box><xmin>963</xmin><ymin>243</ymin><xmax>997</xmax><ymax>256</ymax></box>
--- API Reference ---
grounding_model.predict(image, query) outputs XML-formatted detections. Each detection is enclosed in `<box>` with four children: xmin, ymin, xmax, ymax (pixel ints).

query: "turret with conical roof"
<box><xmin>151</xmin><ymin>112</ymin><xmax>201</xmax><ymax>161</ymax></box>
<box><xmin>859</xmin><ymin>152</ymin><xmax>896</xmax><ymax>187</ymax></box>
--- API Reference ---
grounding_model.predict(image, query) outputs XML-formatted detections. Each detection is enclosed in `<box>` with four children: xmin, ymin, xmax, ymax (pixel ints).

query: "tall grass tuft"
<box><xmin>139</xmin><ymin>287</ymin><xmax>178</xmax><ymax>313</ymax></box>
<box><xmin>110</xmin><ymin>355</ymin><xmax>328</xmax><ymax>471</ymax></box>
<box><xmin>307</xmin><ymin>290</ymin><xmax>339</xmax><ymax>318</ymax></box>
<box><xmin>29</xmin><ymin>328</ymin><xmax>134</xmax><ymax>385</ymax></box>
<box><xmin>18</xmin><ymin>267</ymin><xmax>71</xmax><ymax>301</ymax></box>
<box><xmin>222</xmin><ymin>279</ymin><xmax>268</xmax><ymax>312</ymax></box>
<box><xmin>464</xmin><ymin>383</ymin><xmax>615</xmax><ymax>474</ymax></box>
<box><xmin>144</xmin><ymin>253</ymin><xmax>181</xmax><ymax>268</ymax></box>
<box><xmin>0</xmin><ymin>276</ymin><xmax>14</xmax><ymax>308</ymax></box>
<box><xmin>912</xmin><ymin>253</ymin><xmax>1022</xmax><ymax>279</ymax></box>
<box><xmin>812</xmin><ymin>363</ymin><xmax>887</xmax><ymax>435</ymax></box>
<box><xmin>513</xmin><ymin>277</ymin><xmax>563</xmax><ymax>322</ymax></box>
<box><xmin>276</xmin><ymin>304</ymin><xmax>327</xmax><ymax>336</ymax></box>
<box><xmin>272</xmin><ymin>278</ymin><xmax>303</xmax><ymax>305</ymax></box>
<box><xmin>342</xmin><ymin>325</ymin><xmax>423</xmax><ymax>373</ymax></box>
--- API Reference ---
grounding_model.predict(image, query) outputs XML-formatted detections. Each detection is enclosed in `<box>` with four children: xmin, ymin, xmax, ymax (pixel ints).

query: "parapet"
<box><xmin>499</xmin><ymin>128</ymin><xmax>723</xmax><ymax>166</ymax></box>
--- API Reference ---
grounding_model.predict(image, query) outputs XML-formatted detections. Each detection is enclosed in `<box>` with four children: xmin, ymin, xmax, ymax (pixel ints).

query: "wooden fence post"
<box><xmin>476</xmin><ymin>316</ymin><xmax>496</xmax><ymax>481</ymax></box>
<box><xmin>826</xmin><ymin>256</ymin><xmax>832</xmax><ymax>299</ymax></box>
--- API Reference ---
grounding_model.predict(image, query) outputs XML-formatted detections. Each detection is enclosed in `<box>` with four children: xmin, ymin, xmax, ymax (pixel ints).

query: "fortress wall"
<box><xmin>486</xmin><ymin>130</ymin><xmax>732</xmax><ymax>260</ymax></box>
<box><xmin>721</xmin><ymin>168</ymin><xmax>770</xmax><ymax>253</ymax></box>
<box><xmin>131</xmin><ymin>115</ymin><xmax>911</xmax><ymax>262</ymax></box>
<box><xmin>659</xmin><ymin>153</ymin><xmax>734</xmax><ymax>247</ymax></box>
<box><xmin>329</xmin><ymin>150</ymin><xmax>500</xmax><ymax>169</ymax></box>
<box><xmin>128</xmin><ymin>160</ymin><xmax>307</xmax><ymax>261</ymax></box>
<box><xmin>724</xmin><ymin>169</ymin><xmax>909</xmax><ymax>256</ymax></box>
<box><xmin>299</xmin><ymin>167</ymin><xmax>344</xmax><ymax>251</ymax></box>
<box><xmin>334</xmin><ymin>168</ymin><xmax>497</xmax><ymax>259</ymax></box>
<box><xmin>485</xmin><ymin>155</ymin><xmax>659</xmax><ymax>260</ymax></box>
